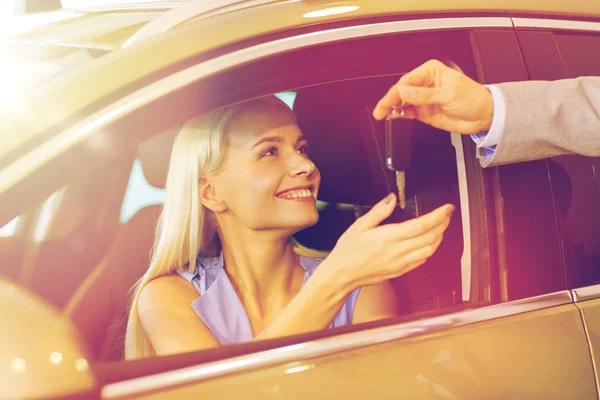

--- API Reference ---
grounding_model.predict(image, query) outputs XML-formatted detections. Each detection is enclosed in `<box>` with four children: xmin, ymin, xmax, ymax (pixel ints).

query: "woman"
<box><xmin>125</xmin><ymin>96</ymin><xmax>454</xmax><ymax>359</ymax></box>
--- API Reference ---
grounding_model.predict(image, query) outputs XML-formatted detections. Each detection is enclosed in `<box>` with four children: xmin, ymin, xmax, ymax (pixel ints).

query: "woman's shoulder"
<box><xmin>139</xmin><ymin>274</ymin><xmax>199</xmax><ymax>313</ymax></box>
<box><xmin>137</xmin><ymin>274</ymin><xmax>220</xmax><ymax>354</ymax></box>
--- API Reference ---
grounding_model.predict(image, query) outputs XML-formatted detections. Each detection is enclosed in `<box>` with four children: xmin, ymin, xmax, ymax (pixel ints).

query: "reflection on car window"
<box><xmin>0</xmin><ymin>217</ymin><xmax>19</xmax><ymax>237</ymax></box>
<box><xmin>274</xmin><ymin>91</ymin><xmax>296</xmax><ymax>109</ymax></box>
<box><xmin>120</xmin><ymin>159</ymin><xmax>166</xmax><ymax>224</ymax></box>
<box><xmin>550</xmin><ymin>156</ymin><xmax>600</xmax><ymax>288</ymax></box>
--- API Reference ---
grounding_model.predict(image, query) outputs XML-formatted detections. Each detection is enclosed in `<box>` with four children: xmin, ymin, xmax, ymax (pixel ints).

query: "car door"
<box><xmin>90</xmin><ymin>14</ymin><xmax>596</xmax><ymax>400</ymax></box>
<box><xmin>514</xmin><ymin>18</ymin><xmax>600</xmax><ymax>389</ymax></box>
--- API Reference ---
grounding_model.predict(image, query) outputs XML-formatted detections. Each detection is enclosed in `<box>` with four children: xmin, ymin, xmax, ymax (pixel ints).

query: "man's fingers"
<box><xmin>374</xmin><ymin>204</ymin><xmax>455</xmax><ymax>240</ymax></box>
<box><xmin>349</xmin><ymin>193</ymin><xmax>397</xmax><ymax>232</ymax></box>
<box><xmin>373</xmin><ymin>60</ymin><xmax>446</xmax><ymax>120</ymax></box>
<box><xmin>398</xmin><ymin>86</ymin><xmax>454</xmax><ymax>107</ymax></box>
<box><xmin>396</xmin><ymin>59</ymin><xmax>442</xmax><ymax>88</ymax></box>
<box><xmin>373</xmin><ymin>85</ymin><xmax>402</xmax><ymax>120</ymax></box>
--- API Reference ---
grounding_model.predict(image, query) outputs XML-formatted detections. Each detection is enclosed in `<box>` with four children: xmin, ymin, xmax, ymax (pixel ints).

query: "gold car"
<box><xmin>1</xmin><ymin>0</ymin><xmax>600</xmax><ymax>398</ymax></box>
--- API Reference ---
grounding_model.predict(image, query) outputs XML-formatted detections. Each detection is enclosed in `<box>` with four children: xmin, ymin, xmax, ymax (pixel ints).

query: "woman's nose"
<box><xmin>288</xmin><ymin>154</ymin><xmax>316</xmax><ymax>177</ymax></box>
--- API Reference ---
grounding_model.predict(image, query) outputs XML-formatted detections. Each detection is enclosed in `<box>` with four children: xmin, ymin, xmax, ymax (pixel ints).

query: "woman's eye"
<box><xmin>297</xmin><ymin>144</ymin><xmax>309</xmax><ymax>155</ymax></box>
<box><xmin>261</xmin><ymin>147</ymin><xmax>277</xmax><ymax>157</ymax></box>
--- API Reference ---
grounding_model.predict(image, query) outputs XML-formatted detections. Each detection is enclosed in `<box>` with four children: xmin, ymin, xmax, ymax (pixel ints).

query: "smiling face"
<box><xmin>207</xmin><ymin>99</ymin><xmax>321</xmax><ymax>234</ymax></box>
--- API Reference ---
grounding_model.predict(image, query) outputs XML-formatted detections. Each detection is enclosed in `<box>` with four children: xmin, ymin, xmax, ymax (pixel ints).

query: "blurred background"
<box><xmin>1</xmin><ymin>0</ymin><xmax>65</xmax><ymax>37</ymax></box>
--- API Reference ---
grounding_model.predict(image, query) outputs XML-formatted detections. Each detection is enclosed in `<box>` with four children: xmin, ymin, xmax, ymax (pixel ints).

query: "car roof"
<box><xmin>2</xmin><ymin>0</ymin><xmax>600</xmax><ymax>160</ymax></box>
<box><xmin>9</xmin><ymin>0</ymin><xmax>600</xmax><ymax>49</ymax></box>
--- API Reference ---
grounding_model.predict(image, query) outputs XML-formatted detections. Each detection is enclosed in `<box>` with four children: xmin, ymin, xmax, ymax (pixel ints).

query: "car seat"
<box><xmin>64</xmin><ymin>130</ymin><xmax>176</xmax><ymax>361</ymax></box>
<box><xmin>293</xmin><ymin>76</ymin><xmax>463</xmax><ymax>314</ymax></box>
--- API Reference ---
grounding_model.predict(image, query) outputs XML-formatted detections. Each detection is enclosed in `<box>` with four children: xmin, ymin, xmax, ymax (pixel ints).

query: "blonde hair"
<box><xmin>125</xmin><ymin>96</ymin><xmax>301</xmax><ymax>359</ymax></box>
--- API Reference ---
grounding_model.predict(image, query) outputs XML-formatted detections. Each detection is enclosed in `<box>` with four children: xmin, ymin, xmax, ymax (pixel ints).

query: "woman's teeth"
<box><xmin>279</xmin><ymin>189</ymin><xmax>313</xmax><ymax>199</ymax></box>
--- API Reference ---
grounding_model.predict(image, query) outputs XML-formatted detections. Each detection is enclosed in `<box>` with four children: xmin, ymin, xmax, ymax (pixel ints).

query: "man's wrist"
<box><xmin>477</xmin><ymin>86</ymin><xmax>494</xmax><ymax>132</ymax></box>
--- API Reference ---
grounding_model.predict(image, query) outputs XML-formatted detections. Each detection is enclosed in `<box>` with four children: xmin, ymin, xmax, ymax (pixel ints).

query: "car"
<box><xmin>1</xmin><ymin>0</ymin><xmax>600</xmax><ymax>398</ymax></box>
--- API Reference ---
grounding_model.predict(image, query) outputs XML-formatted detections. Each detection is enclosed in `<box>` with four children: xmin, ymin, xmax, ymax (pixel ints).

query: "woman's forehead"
<box><xmin>226</xmin><ymin>102</ymin><xmax>301</xmax><ymax>147</ymax></box>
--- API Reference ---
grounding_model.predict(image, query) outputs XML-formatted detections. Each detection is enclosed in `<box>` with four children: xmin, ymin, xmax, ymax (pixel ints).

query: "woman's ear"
<box><xmin>199</xmin><ymin>177</ymin><xmax>227</xmax><ymax>213</ymax></box>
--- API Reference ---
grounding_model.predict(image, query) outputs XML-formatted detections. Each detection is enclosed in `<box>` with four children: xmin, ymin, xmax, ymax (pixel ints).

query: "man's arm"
<box><xmin>488</xmin><ymin>77</ymin><xmax>600</xmax><ymax>166</ymax></box>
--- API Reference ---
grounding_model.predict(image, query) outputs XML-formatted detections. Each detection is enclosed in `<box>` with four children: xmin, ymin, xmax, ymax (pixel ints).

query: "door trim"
<box><xmin>573</xmin><ymin>285</ymin><xmax>600</xmax><ymax>302</ymax></box>
<box><xmin>512</xmin><ymin>18</ymin><xmax>600</xmax><ymax>32</ymax></box>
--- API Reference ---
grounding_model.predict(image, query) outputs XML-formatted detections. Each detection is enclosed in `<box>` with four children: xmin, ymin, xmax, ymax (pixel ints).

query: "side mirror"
<box><xmin>0</xmin><ymin>278</ymin><xmax>98</xmax><ymax>399</ymax></box>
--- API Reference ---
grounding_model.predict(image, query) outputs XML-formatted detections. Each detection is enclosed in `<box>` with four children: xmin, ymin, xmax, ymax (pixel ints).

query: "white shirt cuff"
<box><xmin>474</xmin><ymin>85</ymin><xmax>506</xmax><ymax>148</ymax></box>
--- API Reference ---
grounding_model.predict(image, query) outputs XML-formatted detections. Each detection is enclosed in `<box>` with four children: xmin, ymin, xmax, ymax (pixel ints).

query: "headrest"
<box><xmin>294</xmin><ymin>76</ymin><xmax>456</xmax><ymax>207</ymax></box>
<box><xmin>294</xmin><ymin>76</ymin><xmax>402</xmax><ymax>206</ymax></box>
<box><xmin>136</xmin><ymin>127</ymin><xmax>178</xmax><ymax>189</ymax></box>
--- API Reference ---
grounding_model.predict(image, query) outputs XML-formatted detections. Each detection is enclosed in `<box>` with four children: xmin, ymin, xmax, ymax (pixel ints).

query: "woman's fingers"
<box><xmin>374</xmin><ymin>204</ymin><xmax>454</xmax><ymax>241</ymax></box>
<box><xmin>348</xmin><ymin>192</ymin><xmax>397</xmax><ymax>232</ymax></box>
<box><xmin>389</xmin><ymin>235</ymin><xmax>444</xmax><ymax>276</ymax></box>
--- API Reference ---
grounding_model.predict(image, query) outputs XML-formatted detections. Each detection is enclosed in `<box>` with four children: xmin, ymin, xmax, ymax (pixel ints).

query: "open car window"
<box><xmin>0</xmin><ymin>20</ymin><xmax>500</xmax><ymax>389</ymax></box>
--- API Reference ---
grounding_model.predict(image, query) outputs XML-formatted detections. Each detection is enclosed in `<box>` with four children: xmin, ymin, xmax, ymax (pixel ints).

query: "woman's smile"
<box><xmin>275</xmin><ymin>185</ymin><xmax>316</xmax><ymax>201</ymax></box>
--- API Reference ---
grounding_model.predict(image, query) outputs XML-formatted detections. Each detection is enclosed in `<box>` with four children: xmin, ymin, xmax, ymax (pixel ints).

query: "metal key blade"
<box><xmin>396</xmin><ymin>170</ymin><xmax>406</xmax><ymax>210</ymax></box>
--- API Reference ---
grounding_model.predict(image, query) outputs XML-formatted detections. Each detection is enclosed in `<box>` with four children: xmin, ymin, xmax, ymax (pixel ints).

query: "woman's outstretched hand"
<box><xmin>372</xmin><ymin>59</ymin><xmax>494</xmax><ymax>135</ymax></box>
<box><xmin>327</xmin><ymin>192</ymin><xmax>454</xmax><ymax>290</ymax></box>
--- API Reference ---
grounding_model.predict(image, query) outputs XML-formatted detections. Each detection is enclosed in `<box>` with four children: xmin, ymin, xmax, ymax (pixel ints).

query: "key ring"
<box><xmin>389</xmin><ymin>100</ymin><xmax>406</xmax><ymax>119</ymax></box>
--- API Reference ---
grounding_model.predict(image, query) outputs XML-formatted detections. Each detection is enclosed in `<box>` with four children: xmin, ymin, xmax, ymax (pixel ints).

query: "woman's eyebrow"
<box><xmin>252</xmin><ymin>136</ymin><xmax>284</xmax><ymax>148</ymax></box>
<box><xmin>252</xmin><ymin>134</ymin><xmax>307</xmax><ymax>148</ymax></box>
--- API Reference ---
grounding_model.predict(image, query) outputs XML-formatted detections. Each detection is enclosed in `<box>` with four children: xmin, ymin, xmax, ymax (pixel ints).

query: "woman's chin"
<box><xmin>285</xmin><ymin>213</ymin><xmax>319</xmax><ymax>233</ymax></box>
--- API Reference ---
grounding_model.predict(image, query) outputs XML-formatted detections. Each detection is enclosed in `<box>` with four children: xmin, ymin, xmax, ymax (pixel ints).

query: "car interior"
<box><xmin>0</xmin><ymin>31</ymin><xmax>481</xmax><ymax>370</ymax></box>
<box><xmin>0</xmin><ymin>75</ymin><xmax>469</xmax><ymax>364</ymax></box>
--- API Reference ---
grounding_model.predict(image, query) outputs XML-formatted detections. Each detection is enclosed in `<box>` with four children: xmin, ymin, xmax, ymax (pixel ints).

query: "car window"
<box><xmin>550</xmin><ymin>32</ymin><xmax>600</xmax><ymax>290</ymax></box>
<box><xmin>549</xmin><ymin>156</ymin><xmax>600</xmax><ymax>288</ymax></box>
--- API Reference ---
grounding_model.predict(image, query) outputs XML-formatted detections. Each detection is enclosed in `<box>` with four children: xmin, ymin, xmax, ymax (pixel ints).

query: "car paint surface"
<box><xmin>112</xmin><ymin>304</ymin><xmax>596</xmax><ymax>399</ymax></box>
<box><xmin>575</xmin><ymin>294</ymin><xmax>600</xmax><ymax>392</ymax></box>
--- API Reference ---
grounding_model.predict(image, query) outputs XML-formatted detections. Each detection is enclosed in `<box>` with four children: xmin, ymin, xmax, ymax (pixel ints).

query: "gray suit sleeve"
<box><xmin>486</xmin><ymin>77</ymin><xmax>600</xmax><ymax>167</ymax></box>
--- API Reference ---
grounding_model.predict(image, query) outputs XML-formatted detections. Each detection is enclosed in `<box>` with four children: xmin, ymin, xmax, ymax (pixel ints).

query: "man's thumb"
<box><xmin>351</xmin><ymin>193</ymin><xmax>397</xmax><ymax>231</ymax></box>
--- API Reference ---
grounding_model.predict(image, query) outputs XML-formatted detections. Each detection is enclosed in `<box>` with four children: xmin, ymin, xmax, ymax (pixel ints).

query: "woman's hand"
<box><xmin>326</xmin><ymin>192</ymin><xmax>455</xmax><ymax>290</ymax></box>
<box><xmin>372</xmin><ymin>59</ymin><xmax>494</xmax><ymax>135</ymax></box>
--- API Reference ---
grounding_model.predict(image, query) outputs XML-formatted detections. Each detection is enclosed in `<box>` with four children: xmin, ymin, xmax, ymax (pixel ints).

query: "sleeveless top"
<box><xmin>176</xmin><ymin>252</ymin><xmax>361</xmax><ymax>345</ymax></box>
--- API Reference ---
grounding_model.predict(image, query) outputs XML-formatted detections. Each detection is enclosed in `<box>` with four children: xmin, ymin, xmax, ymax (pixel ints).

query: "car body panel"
<box><xmin>574</xmin><ymin>285</ymin><xmax>600</xmax><ymax>394</ymax></box>
<box><xmin>106</xmin><ymin>303</ymin><xmax>596</xmax><ymax>399</ymax></box>
<box><xmin>577</xmin><ymin>300</ymin><xmax>600</xmax><ymax>390</ymax></box>
<box><xmin>8</xmin><ymin>11</ymin><xmax>162</xmax><ymax>50</ymax></box>
<box><xmin>0</xmin><ymin>276</ymin><xmax>96</xmax><ymax>399</ymax></box>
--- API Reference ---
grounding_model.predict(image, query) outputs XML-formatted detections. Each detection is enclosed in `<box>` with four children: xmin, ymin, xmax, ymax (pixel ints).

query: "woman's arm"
<box><xmin>254</xmin><ymin>260</ymin><xmax>353</xmax><ymax>340</ymax></box>
<box><xmin>257</xmin><ymin>273</ymin><xmax>398</xmax><ymax>340</ymax></box>
<box><xmin>352</xmin><ymin>280</ymin><xmax>399</xmax><ymax>324</ymax></box>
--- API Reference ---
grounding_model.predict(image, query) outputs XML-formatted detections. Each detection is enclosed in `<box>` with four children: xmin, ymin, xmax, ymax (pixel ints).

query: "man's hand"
<box><xmin>373</xmin><ymin>60</ymin><xmax>495</xmax><ymax>135</ymax></box>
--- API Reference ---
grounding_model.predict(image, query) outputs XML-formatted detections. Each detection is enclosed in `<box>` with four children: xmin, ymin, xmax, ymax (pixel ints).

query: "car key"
<box><xmin>385</xmin><ymin>104</ymin><xmax>412</xmax><ymax>209</ymax></box>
